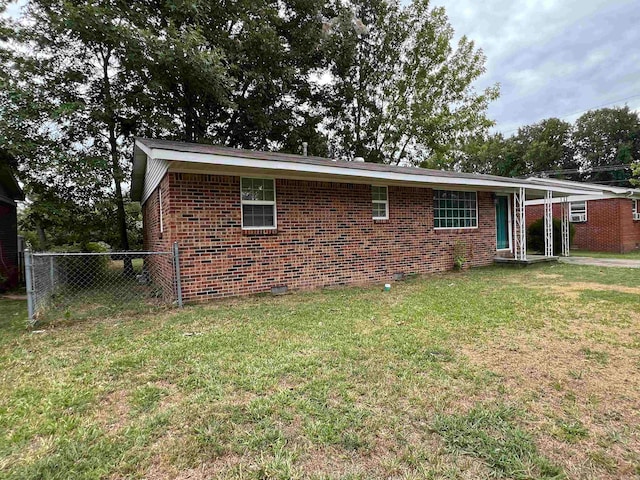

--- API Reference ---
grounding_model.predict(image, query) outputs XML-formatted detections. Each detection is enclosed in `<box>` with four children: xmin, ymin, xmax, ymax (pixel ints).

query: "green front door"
<box><xmin>496</xmin><ymin>196</ymin><xmax>510</xmax><ymax>250</ymax></box>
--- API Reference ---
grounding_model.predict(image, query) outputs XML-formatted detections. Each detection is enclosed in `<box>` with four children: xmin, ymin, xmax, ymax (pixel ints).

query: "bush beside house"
<box><xmin>527</xmin><ymin>218</ymin><xmax>575</xmax><ymax>256</ymax></box>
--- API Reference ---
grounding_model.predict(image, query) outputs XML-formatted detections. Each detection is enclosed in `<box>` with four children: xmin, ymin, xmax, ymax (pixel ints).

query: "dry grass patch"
<box><xmin>461</xmin><ymin>301</ymin><xmax>640</xmax><ymax>479</ymax></box>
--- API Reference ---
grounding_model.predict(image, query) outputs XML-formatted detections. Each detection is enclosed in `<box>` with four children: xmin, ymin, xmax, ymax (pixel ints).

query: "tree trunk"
<box><xmin>101</xmin><ymin>47</ymin><xmax>133</xmax><ymax>276</ymax></box>
<box><xmin>35</xmin><ymin>220</ymin><xmax>47</xmax><ymax>250</ymax></box>
<box><xmin>109</xmin><ymin>129</ymin><xmax>133</xmax><ymax>277</ymax></box>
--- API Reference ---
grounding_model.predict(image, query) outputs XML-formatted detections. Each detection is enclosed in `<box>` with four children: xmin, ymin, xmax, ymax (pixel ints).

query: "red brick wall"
<box><xmin>142</xmin><ymin>176</ymin><xmax>175</xmax><ymax>300</ymax></box>
<box><xmin>147</xmin><ymin>173</ymin><xmax>498</xmax><ymax>302</ymax></box>
<box><xmin>526</xmin><ymin>198</ymin><xmax>640</xmax><ymax>253</ymax></box>
<box><xmin>619</xmin><ymin>199</ymin><xmax>640</xmax><ymax>253</ymax></box>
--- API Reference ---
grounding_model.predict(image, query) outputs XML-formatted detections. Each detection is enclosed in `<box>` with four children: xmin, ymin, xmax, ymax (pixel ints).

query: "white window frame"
<box><xmin>240</xmin><ymin>177</ymin><xmax>277</xmax><ymax>230</ymax></box>
<box><xmin>433</xmin><ymin>190</ymin><xmax>479</xmax><ymax>230</ymax></box>
<box><xmin>569</xmin><ymin>200</ymin><xmax>587</xmax><ymax>223</ymax></box>
<box><xmin>372</xmin><ymin>185</ymin><xmax>389</xmax><ymax>220</ymax></box>
<box><xmin>633</xmin><ymin>199</ymin><xmax>640</xmax><ymax>221</ymax></box>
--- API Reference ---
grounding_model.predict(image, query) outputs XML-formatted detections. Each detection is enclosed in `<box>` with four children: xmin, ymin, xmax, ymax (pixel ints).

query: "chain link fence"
<box><xmin>24</xmin><ymin>243</ymin><xmax>182</xmax><ymax>325</ymax></box>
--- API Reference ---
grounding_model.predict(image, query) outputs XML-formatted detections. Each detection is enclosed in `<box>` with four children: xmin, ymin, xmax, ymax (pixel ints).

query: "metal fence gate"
<box><xmin>24</xmin><ymin>242</ymin><xmax>183</xmax><ymax>325</ymax></box>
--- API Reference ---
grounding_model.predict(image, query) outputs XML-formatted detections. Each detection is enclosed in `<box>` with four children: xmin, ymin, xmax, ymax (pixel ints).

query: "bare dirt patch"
<box><xmin>94</xmin><ymin>389</ymin><xmax>130</xmax><ymax>433</ymax></box>
<box><xmin>534</xmin><ymin>282</ymin><xmax>640</xmax><ymax>300</ymax></box>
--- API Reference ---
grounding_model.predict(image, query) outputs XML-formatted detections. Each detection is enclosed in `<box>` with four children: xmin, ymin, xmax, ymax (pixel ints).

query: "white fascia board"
<box><xmin>148</xmin><ymin>147</ymin><xmax>596</xmax><ymax>195</ymax></box>
<box><xmin>525</xmin><ymin>193</ymin><xmax>620</xmax><ymax>206</ymax></box>
<box><xmin>526</xmin><ymin>177</ymin><xmax>629</xmax><ymax>194</ymax></box>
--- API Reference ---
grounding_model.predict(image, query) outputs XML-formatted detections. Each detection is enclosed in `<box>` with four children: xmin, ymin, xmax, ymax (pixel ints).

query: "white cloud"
<box><xmin>429</xmin><ymin>0</ymin><xmax>640</xmax><ymax>134</ymax></box>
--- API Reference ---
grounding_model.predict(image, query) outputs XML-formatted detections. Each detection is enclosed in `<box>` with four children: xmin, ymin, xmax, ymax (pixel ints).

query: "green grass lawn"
<box><xmin>571</xmin><ymin>249</ymin><xmax>640</xmax><ymax>260</ymax></box>
<box><xmin>1</xmin><ymin>265</ymin><xmax>639</xmax><ymax>479</ymax></box>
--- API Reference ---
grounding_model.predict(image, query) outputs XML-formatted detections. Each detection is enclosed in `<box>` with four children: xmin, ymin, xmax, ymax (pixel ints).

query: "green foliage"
<box><xmin>19</xmin><ymin>198</ymin><xmax>142</xmax><ymax>251</ymax></box>
<box><xmin>322</xmin><ymin>0</ymin><xmax>498</xmax><ymax>166</ymax></box>
<box><xmin>553</xmin><ymin>418</ymin><xmax>589</xmax><ymax>443</ymax></box>
<box><xmin>632</xmin><ymin>162</ymin><xmax>640</xmax><ymax>186</ymax></box>
<box><xmin>460</xmin><ymin>108</ymin><xmax>640</xmax><ymax>186</ymax></box>
<box><xmin>49</xmin><ymin>244</ymin><xmax>110</xmax><ymax>288</ymax></box>
<box><xmin>453</xmin><ymin>240</ymin><xmax>467</xmax><ymax>270</ymax></box>
<box><xmin>2</xmin><ymin>0</ymin><xmax>329</xmax><ymax>251</ymax></box>
<box><xmin>580</xmin><ymin>347</ymin><xmax>609</xmax><ymax>366</ymax></box>
<box><xmin>459</xmin><ymin>118</ymin><xmax>577</xmax><ymax>178</ymax></box>
<box><xmin>573</xmin><ymin>107</ymin><xmax>640</xmax><ymax>185</ymax></box>
<box><xmin>527</xmin><ymin>218</ymin><xmax>575</xmax><ymax>256</ymax></box>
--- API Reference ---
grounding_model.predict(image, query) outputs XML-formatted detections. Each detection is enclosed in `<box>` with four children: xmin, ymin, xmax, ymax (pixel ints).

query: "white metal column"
<box><xmin>513</xmin><ymin>188</ymin><xmax>527</xmax><ymax>261</ymax></box>
<box><xmin>544</xmin><ymin>190</ymin><xmax>554</xmax><ymax>257</ymax></box>
<box><xmin>560</xmin><ymin>198</ymin><xmax>570</xmax><ymax>257</ymax></box>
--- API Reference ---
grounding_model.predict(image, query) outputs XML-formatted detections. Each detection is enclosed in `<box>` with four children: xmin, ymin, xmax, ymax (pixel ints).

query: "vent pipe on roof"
<box><xmin>302</xmin><ymin>142</ymin><xmax>308</xmax><ymax>157</ymax></box>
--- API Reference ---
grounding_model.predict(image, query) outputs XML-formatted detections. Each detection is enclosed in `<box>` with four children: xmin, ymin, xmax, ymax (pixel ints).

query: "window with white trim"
<box><xmin>434</xmin><ymin>190</ymin><xmax>477</xmax><ymax>229</ymax></box>
<box><xmin>633</xmin><ymin>199</ymin><xmax>639</xmax><ymax>221</ymax></box>
<box><xmin>372</xmin><ymin>186</ymin><xmax>388</xmax><ymax>219</ymax></box>
<box><xmin>241</xmin><ymin>178</ymin><xmax>276</xmax><ymax>229</ymax></box>
<box><xmin>569</xmin><ymin>201</ymin><xmax>587</xmax><ymax>223</ymax></box>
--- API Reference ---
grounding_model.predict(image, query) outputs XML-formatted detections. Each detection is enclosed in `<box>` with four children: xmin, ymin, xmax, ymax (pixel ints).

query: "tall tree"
<box><xmin>573</xmin><ymin>106</ymin><xmax>640</xmax><ymax>186</ymax></box>
<box><xmin>458</xmin><ymin>133</ymin><xmax>523</xmax><ymax>177</ymax></box>
<box><xmin>6</xmin><ymin>0</ymin><xmax>151</xmax><ymax>269</ymax></box>
<box><xmin>4</xmin><ymin>0</ymin><xmax>330</xmax><ymax>253</ymax></box>
<box><xmin>517</xmin><ymin>118</ymin><xmax>576</xmax><ymax>177</ymax></box>
<box><xmin>133</xmin><ymin>0</ymin><xmax>328</xmax><ymax>151</ymax></box>
<box><xmin>322</xmin><ymin>0</ymin><xmax>498</xmax><ymax>165</ymax></box>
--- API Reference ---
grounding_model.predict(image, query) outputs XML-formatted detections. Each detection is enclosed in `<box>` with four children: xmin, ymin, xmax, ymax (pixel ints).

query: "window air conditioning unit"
<box><xmin>571</xmin><ymin>213</ymin><xmax>586</xmax><ymax>222</ymax></box>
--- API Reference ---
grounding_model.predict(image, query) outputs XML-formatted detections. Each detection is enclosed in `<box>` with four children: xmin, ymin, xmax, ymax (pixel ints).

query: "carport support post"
<box><xmin>513</xmin><ymin>187</ymin><xmax>527</xmax><ymax>261</ymax></box>
<box><xmin>24</xmin><ymin>249</ymin><xmax>35</xmax><ymax>325</ymax></box>
<box><xmin>561</xmin><ymin>199</ymin><xmax>570</xmax><ymax>257</ymax></box>
<box><xmin>544</xmin><ymin>190</ymin><xmax>554</xmax><ymax>257</ymax></box>
<box><xmin>173</xmin><ymin>242</ymin><xmax>183</xmax><ymax>308</ymax></box>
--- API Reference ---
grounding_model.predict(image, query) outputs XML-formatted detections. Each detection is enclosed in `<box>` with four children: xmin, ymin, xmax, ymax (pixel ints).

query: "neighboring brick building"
<box><xmin>131</xmin><ymin>139</ymin><xmax>595</xmax><ymax>302</ymax></box>
<box><xmin>527</xmin><ymin>196</ymin><xmax>640</xmax><ymax>253</ymax></box>
<box><xmin>0</xmin><ymin>152</ymin><xmax>25</xmax><ymax>289</ymax></box>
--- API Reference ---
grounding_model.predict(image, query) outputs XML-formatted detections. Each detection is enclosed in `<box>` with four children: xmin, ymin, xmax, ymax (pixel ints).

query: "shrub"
<box><xmin>527</xmin><ymin>218</ymin><xmax>575</xmax><ymax>256</ymax></box>
<box><xmin>453</xmin><ymin>240</ymin><xmax>468</xmax><ymax>270</ymax></box>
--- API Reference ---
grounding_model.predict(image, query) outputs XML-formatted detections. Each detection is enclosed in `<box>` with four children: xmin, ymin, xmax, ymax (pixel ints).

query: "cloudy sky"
<box><xmin>6</xmin><ymin>0</ymin><xmax>640</xmax><ymax>137</ymax></box>
<box><xmin>432</xmin><ymin>0</ymin><xmax>640</xmax><ymax>134</ymax></box>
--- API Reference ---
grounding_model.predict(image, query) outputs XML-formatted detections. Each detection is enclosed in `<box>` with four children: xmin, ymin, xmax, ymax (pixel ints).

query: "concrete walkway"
<box><xmin>559</xmin><ymin>256</ymin><xmax>640</xmax><ymax>269</ymax></box>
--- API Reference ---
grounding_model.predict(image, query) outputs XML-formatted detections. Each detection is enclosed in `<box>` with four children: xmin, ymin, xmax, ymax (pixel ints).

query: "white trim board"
<box><xmin>525</xmin><ymin>193</ymin><xmax>632</xmax><ymax>206</ymax></box>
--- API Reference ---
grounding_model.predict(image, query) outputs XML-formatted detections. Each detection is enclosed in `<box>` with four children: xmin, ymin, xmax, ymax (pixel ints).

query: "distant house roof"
<box><xmin>0</xmin><ymin>149</ymin><xmax>24</xmax><ymax>203</ymax></box>
<box><xmin>131</xmin><ymin>138</ymin><xmax>600</xmax><ymax>204</ymax></box>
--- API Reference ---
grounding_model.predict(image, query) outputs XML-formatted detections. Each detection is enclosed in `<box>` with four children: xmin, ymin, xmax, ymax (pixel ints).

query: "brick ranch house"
<box><xmin>0</xmin><ymin>151</ymin><xmax>25</xmax><ymax>290</ymax></box>
<box><xmin>130</xmin><ymin>139</ymin><xmax>594</xmax><ymax>302</ymax></box>
<box><xmin>526</xmin><ymin>178</ymin><xmax>640</xmax><ymax>253</ymax></box>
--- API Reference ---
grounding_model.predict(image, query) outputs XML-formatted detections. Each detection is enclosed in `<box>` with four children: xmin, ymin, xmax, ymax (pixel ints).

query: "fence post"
<box><xmin>24</xmin><ymin>249</ymin><xmax>35</xmax><ymax>325</ymax></box>
<box><xmin>173</xmin><ymin>242</ymin><xmax>183</xmax><ymax>308</ymax></box>
<box><xmin>49</xmin><ymin>256</ymin><xmax>55</xmax><ymax>290</ymax></box>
